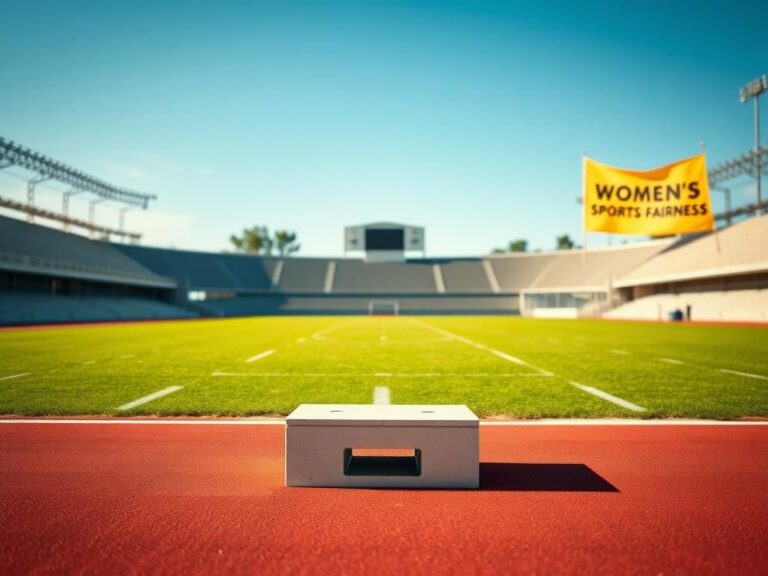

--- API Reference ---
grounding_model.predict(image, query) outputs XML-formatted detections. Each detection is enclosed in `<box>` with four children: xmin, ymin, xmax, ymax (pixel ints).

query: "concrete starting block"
<box><xmin>285</xmin><ymin>404</ymin><xmax>479</xmax><ymax>488</ymax></box>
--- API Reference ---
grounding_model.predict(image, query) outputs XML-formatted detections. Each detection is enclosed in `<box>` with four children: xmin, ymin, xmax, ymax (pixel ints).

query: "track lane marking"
<box><xmin>2</xmin><ymin>418</ymin><xmax>767</xmax><ymax>426</ymax></box>
<box><xmin>373</xmin><ymin>386</ymin><xmax>391</xmax><ymax>405</ymax></box>
<box><xmin>569</xmin><ymin>382</ymin><xmax>647</xmax><ymax>412</ymax></box>
<box><xmin>117</xmin><ymin>386</ymin><xmax>184</xmax><ymax>411</ymax></box>
<box><xmin>718</xmin><ymin>369</ymin><xmax>768</xmax><ymax>381</ymax></box>
<box><xmin>245</xmin><ymin>350</ymin><xmax>275</xmax><ymax>363</ymax></box>
<box><xmin>0</xmin><ymin>372</ymin><xmax>31</xmax><ymax>382</ymax></box>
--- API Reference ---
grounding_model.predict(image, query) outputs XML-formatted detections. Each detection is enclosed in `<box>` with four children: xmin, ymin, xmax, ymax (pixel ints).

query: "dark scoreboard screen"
<box><xmin>365</xmin><ymin>228</ymin><xmax>405</xmax><ymax>251</ymax></box>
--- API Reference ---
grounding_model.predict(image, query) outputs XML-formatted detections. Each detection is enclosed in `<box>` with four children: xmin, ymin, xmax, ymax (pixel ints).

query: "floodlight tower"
<box><xmin>739</xmin><ymin>74</ymin><xmax>768</xmax><ymax>214</ymax></box>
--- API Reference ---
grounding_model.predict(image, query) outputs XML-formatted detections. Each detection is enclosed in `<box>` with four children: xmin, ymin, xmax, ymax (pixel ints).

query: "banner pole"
<box><xmin>581</xmin><ymin>151</ymin><xmax>588</xmax><ymax>273</ymax></box>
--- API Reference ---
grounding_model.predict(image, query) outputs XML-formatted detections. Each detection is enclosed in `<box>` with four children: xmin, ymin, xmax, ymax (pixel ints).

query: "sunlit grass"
<box><xmin>0</xmin><ymin>316</ymin><xmax>766</xmax><ymax>418</ymax></box>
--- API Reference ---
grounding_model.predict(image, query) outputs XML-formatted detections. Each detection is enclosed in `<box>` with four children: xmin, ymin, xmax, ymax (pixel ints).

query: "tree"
<box><xmin>507</xmin><ymin>239</ymin><xmax>528</xmax><ymax>252</ymax></box>
<box><xmin>493</xmin><ymin>238</ymin><xmax>528</xmax><ymax>253</ymax></box>
<box><xmin>556</xmin><ymin>234</ymin><xmax>576</xmax><ymax>250</ymax></box>
<box><xmin>229</xmin><ymin>226</ymin><xmax>273</xmax><ymax>255</ymax></box>
<box><xmin>274</xmin><ymin>230</ymin><xmax>301</xmax><ymax>256</ymax></box>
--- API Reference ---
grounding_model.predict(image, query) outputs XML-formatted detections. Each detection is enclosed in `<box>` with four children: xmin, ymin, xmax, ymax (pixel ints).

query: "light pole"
<box><xmin>739</xmin><ymin>74</ymin><xmax>767</xmax><ymax>214</ymax></box>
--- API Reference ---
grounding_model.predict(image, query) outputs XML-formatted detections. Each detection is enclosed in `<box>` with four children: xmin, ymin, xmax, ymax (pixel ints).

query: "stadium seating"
<box><xmin>0</xmin><ymin>215</ymin><xmax>172</xmax><ymax>288</ymax></box>
<box><xmin>0</xmin><ymin>294</ymin><xmax>195</xmax><ymax>325</ymax></box>
<box><xmin>331</xmin><ymin>260</ymin><xmax>436</xmax><ymax>293</ymax></box>
<box><xmin>1</xmin><ymin>214</ymin><xmax>766</xmax><ymax>324</ymax></box>
<box><xmin>486</xmin><ymin>254</ymin><xmax>556</xmax><ymax>291</ymax></box>
<box><xmin>616</xmin><ymin>214</ymin><xmax>768</xmax><ymax>288</ymax></box>
<box><xmin>605</xmin><ymin>289</ymin><xmax>768</xmax><ymax>323</ymax></box>
<box><xmin>279</xmin><ymin>258</ymin><xmax>330</xmax><ymax>293</ymax></box>
<box><xmin>440</xmin><ymin>261</ymin><xmax>492</xmax><ymax>293</ymax></box>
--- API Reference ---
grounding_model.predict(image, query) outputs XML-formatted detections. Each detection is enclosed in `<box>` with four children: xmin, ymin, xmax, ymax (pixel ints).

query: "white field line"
<box><xmin>570</xmin><ymin>382</ymin><xmax>646</xmax><ymax>413</ymax></box>
<box><xmin>245</xmin><ymin>350</ymin><xmax>275</xmax><ymax>363</ymax></box>
<box><xmin>718</xmin><ymin>369</ymin><xmax>768</xmax><ymax>381</ymax></box>
<box><xmin>117</xmin><ymin>386</ymin><xmax>183</xmax><ymax>411</ymax></box>
<box><xmin>490</xmin><ymin>349</ymin><xmax>554</xmax><ymax>376</ymax></box>
<box><xmin>373</xmin><ymin>386</ymin><xmax>391</xmax><ymax>405</ymax></box>
<box><xmin>295</xmin><ymin>337</ymin><xmax>307</xmax><ymax>344</ymax></box>
<box><xmin>610</xmin><ymin>349</ymin><xmax>630</xmax><ymax>356</ymax></box>
<box><xmin>407</xmin><ymin>318</ymin><xmax>551</xmax><ymax>377</ymax></box>
<box><xmin>0</xmin><ymin>372</ymin><xmax>31</xmax><ymax>382</ymax></box>
<box><xmin>212</xmin><ymin>371</ymin><xmax>550</xmax><ymax>378</ymax></box>
<box><xmin>659</xmin><ymin>358</ymin><xmax>685</xmax><ymax>365</ymax></box>
<box><xmin>410</xmin><ymin>318</ymin><xmax>649</xmax><ymax>411</ymax></box>
<box><xmin>310</xmin><ymin>320</ymin><xmax>358</xmax><ymax>341</ymax></box>
<box><xmin>2</xmin><ymin>418</ymin><xmax>767</xmax><ymax>426</ymax></box>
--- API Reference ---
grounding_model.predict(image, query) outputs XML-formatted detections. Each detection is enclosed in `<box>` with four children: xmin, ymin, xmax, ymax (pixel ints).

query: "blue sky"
<box><xmin>0</xmin><ymin>0</ymin><xmax>765</xmax><ymax>255</ymax></box>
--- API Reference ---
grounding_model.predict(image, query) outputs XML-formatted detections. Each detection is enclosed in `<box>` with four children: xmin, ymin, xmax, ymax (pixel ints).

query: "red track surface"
<box><xmin>2</xmin><ymin>422</ymin><xmax>767</xmax><ymax>575</ymax></box>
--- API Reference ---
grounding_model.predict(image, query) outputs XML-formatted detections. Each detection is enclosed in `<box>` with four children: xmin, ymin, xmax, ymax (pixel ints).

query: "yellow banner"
<box><xmin>583</xmin><ymin>154</ymin><xmax>714</xmax><ymax>235</ymax></box>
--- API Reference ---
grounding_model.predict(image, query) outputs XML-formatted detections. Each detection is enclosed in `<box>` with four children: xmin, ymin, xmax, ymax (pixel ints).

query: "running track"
<box><xmin>2</xmin><ymin>421</ymin><xmax>767</xmax><ymax>575</ymax></box>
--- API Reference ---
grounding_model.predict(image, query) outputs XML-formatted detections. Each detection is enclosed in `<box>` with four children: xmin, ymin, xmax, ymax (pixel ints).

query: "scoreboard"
<box><xmin>344</xmin><ymin>222</ymin><xmax>425</xmax><ymax>261</ymax></box>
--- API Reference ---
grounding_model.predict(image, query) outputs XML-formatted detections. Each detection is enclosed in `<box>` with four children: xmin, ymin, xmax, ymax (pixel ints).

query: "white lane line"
<box><xmin>659</xmin><ymin>358</ymin><xmax>684</xmax><ymax>365</ymax></box>
<box><xmin>2</xmin><ymin>418</ymin><xmax>767</xmax><ymax>426</ymax></box>
<box><xmin>373</xmin><ymin>386</ymin><xmax>391</xmax><ymax>405</ymax></box>
<box><xmin>408</xmin><ymin>318</ymin><xmax>550</xmax><ymax>376</ymax></box>
<box><xmin>610</xmin><ymin>349</ymin><xmax>630</xmax><ymax>356</ymax></box>
<box><xmin>82</xmin><ymin>360</ymin><xmax>96</xmax><ymax>365</ymax></box>
<box><xmin>117</xmin><ymin>386</ymin><xmax>183</xmax><ymax>411</ymax></box>
<box><xmin>718</xmin><ymin>369</ymin><xmax>768</xmax><ymax>381</ymax></box>
<box><xmin>245</xmin><ymin>349</ymin><xmax>275</xmax><ymax>363</ymax></box>
<box><xmin>310</xmin><ymin>320</ymin><xmax>358</xmax><ymax>341</ymax></box>
<box><xmin>212</xmin><ymin>371</ymin><xmax>550</xmax><ymax>378</ymax></box>
<box><xmin>0</xmin><ymin>372</ymin><xmax>31</xmax><ymax>382</ymax></box>
<box><xmin>570</xmin><ymin>382</ymin><xmax>646</xmax><ymax>413</ymax></box>
<box><xmin>479</xmin><ymin>419</ymin><xmax>768</xmax><ymax>426</ymax></box>
<box><xmin>490</xmin><ymin>349</ymin><xmax>553</xmax><ymax>376</ymax></box>
<box><xmin>295</xmin><ymin>337</ymin><xmax>307</xmax><ymax>344</ymax></box>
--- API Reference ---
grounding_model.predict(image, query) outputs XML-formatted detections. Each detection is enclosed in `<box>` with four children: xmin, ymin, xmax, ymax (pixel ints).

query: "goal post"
<box><xmin>368</xmin><ymin>300</ymin><xmax>400</xmax><ymax>316</ymax></box>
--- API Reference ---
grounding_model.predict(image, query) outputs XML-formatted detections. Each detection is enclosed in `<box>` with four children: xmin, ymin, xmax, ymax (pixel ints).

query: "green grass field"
<box><xmin>1</xmin><ymin>316</ymin><xmax>767</xmax><ymax>419</ymax></box>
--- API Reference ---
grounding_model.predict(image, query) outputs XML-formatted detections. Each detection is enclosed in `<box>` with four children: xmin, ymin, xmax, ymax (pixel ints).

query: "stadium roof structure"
<box><xmin>0</xmin><ymin>138</ymin><xmax>155</xmax><ymax>208</ymax></box>
<box><xmin>0</xmin><ymin>137</ymin><xmax>157</xmax><ymax>241</ymax></box>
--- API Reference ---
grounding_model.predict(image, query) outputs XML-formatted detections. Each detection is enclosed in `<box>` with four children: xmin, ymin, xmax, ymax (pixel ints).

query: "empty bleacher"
<box><xmin>279</xmin><ymin>258</ymin><xmax>329</xmax><ymax>293</ymax></box>
<box><xmin>0</xmin><ymin>294</ymin><xmax>194</xmax><ymax>325</ymax></box>
<box><xmin>0</xmin><ymin>215</ymin><xmax>173</xmax><ymax>288</ymax></box>
<box><xmin>605</xmin><ymin>289</ymin><xmax>768</xmax><ymax>323</ymax></box>
<box><xmin>486</xmin><ymin>254</ymin><xmax>555</xmax><ymax>291</ymax></box>
<box><xmin>439</xmin><ymin>260</ymin><xmax>491</xmax><ymax>293</ymax></box>
<box><xmin>531</xmin><ymin>242</ymin><xmax>669</xmax><ymax>290</ymax></box>
<box><xmin>117</xmin><ymin>245</ymin><xmax>278</xmax><ymax>291</ymax></box>
<box><xmin>616</xmin><ymin>214</ymin><xmax>768</xmax><ymax>288</ymax></box>
<box><xmin>332</xmin><ymin>260</ymin><xmax>436</xmax><ymax>293</ymax></box>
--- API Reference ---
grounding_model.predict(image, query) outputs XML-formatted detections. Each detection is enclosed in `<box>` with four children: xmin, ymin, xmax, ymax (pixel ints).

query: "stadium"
<box><xmin>2</xmin><ymin>2</ymin><xmax>768</xmax><ymax>575</ymax></box>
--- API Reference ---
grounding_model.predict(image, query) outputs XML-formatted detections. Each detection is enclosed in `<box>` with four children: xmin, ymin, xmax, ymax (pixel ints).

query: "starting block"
<box><xmin>285</xmin><ymin>404</ymin><xmax>479</xmax><ymax>488</ymax></box>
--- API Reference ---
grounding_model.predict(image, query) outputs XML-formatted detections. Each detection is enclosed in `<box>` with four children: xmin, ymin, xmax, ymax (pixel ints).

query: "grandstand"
<box><xmin>0</xmin><ymin>215</ymin><xmax>192</xmax><ymax>325</ymax></box>
<box><xmin>1</xmin><ymin>212</ymin><xmax>766</xmax><ymax>325</ymax></box>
